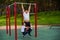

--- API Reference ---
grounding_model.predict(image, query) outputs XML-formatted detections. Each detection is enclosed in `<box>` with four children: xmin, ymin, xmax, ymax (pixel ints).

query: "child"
<box><xmin>21</xmin><ymin>24</ymin><xmax>25</xmax><ymax>37</ymax></box>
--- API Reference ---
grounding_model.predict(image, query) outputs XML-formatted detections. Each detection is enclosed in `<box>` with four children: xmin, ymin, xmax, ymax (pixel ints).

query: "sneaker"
<box><xmin>23</xmin><ymin>35</ymin><xmax>25</xmax><ymax>37</ymax></box>
<box><xmin>29</xmin><ymin>34</ymin><xmax>32</xmax><ymax>36</ymax></box>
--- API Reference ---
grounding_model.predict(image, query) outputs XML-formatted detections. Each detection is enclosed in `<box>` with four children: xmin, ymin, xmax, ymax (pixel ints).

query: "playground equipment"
<box><xmin>6</xmin><ymin>2</ymin><xmax>37</xmax><ymax>40</ymax></box>
<box><xmin>6</xmin><ymin>6</ymin><xmax>11</xmax><ymax>36</ymax></box>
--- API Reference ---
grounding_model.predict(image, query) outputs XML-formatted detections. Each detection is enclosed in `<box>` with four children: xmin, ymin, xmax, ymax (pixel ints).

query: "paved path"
<box><xmin>0</xmin><ymin>25</ymin><xmax>51</xmax><ymax>30</ymax></box>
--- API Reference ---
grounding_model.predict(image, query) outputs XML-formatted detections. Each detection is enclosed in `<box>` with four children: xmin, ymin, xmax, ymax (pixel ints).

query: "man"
<box><xmin>21</xmin><ymin>3</ymin><xmax>32</xmax><ymax>36</ymax></box>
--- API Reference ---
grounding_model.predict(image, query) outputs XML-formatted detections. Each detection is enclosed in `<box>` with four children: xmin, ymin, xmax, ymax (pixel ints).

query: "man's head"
<box><xmin>25</xmin><ymin>10</ymin><xmax>28</xmax><ymax>13</ymax></box>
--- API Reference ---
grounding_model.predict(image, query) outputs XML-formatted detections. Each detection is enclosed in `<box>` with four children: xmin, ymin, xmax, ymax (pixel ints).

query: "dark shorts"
<box><xmin>24</xmin><ymin>22</ymin><xmax>30</xmax><ymax>27</ymax></box>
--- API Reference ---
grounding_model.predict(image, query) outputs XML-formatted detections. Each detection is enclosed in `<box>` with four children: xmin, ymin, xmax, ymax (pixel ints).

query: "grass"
<box><xmin>0</xmin><ymin>11</ymin><xmax>60</xmax><ymax>26</ymax></box>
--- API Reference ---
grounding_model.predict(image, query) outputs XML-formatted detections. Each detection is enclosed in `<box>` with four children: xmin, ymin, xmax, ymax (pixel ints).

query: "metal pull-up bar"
<box><xmin>9</xmin><ymin>2</ymin><xmax>36</xmax><ymax>7</ymax></box>
<box><xmin>16</xmin><ymin>2</ymin><xmax>36</xmax><ymax>5</ymax></box>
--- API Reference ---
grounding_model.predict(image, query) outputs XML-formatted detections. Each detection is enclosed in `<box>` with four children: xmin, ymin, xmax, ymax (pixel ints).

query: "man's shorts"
<box><xmin>24</xmin><ymin>22</ymin><xmax>30</xmax><ymax>27</ymax></box>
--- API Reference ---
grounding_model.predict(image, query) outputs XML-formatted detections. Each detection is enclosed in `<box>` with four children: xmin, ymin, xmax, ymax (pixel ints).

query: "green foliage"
<box><xmin>37</xmin><ymin>11</ymin><xmax>60</xmax><ymax>24</ymax></box>
<box><xmin>0</xmin><ymin>0</ymin><xmax>4</xmax><ymax>3</ymax></box>
<box><xmin>0</xmin><ymin>11</ymin><xmax>60</xmax><ymax>26</ymax></box>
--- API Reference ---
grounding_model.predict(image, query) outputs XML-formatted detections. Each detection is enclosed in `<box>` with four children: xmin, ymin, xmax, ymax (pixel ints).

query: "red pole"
<box><xmin>14</xmin><ymin>2</ymin><xmax>17</xmax><ymax>40</ymax></box>
<box><xmin>34</xmin><ymin>3</ymin><xmax>37</xmax><ymax>37</ymax></box>
<box><xmin>8</xmin><ymin>6</ymin><xmax>11</xmax><ymax>36</ymax></box>
<box><xmin>6</xmin><ymin>6</ymin><xmax>8</xmax><ymax>34</ymax></box>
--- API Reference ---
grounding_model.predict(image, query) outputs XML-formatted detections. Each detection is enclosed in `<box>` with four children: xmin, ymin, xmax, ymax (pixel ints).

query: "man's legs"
<box><xmin>24</xmin><ymin>22</ymin><xmax>32</xmax><ymax>36</ymax></box>
<box><xmin>23</xmin><ymin>28</ymin><xmax>28</xmax><ymax>37</ymax></box>
<box><xmin>22</xmin><ymin>28</ymin><xmax>32</xmax><ymax>37</ymax></box>
<box><xmin>28</xmin><ymin>28</ymin><xmax>32</xmax><ymax>36</ymax></box>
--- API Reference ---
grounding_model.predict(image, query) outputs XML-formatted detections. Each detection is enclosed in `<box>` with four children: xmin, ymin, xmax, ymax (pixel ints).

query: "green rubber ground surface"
<box><xmin>0</xmin><ymin>26</ymin><xmax>60</xmax><ymax>40</ymax></box>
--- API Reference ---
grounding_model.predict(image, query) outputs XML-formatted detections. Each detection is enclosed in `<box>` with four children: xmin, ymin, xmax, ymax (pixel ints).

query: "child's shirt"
<box><xmin>21</xmin><ymin>25</ymin><xmax>25</xmax><ymax>32</ymax></box>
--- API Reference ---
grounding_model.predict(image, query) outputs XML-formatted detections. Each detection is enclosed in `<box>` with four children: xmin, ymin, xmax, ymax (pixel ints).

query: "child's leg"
<box><xmin>22</xmin><ymin>32</ymin><xmax>27</xmax><ymax>37</ymax></box>
<box><xmin>22</xmin><ymin>32</ymin><xmax>24</xmax><ymax>35</ymax></box>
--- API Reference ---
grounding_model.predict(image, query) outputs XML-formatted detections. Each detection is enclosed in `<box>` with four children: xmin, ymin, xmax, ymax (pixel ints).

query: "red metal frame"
<box><xmin>6</xmin><ymin>7</ymin><xmax>8</xmax><ymax>34</ymax></box>
<box><xmin>34</xmin><ymin>3</ymin><xmax>37</xmax><ymax>37</ymax></box>
<box><xmin>6</xmin><ymin>6</ymin><xmax>11</xmax><ymax>36</ymax></box>
<box><xmin>8</xmin><ymin>6</ymin><xmax>11</xmax><ymax>36</ymax></box>
<box><xmin>14</xmin><ymin>2</ymin><xmax>17</xmax><ymax>40</ymax></box>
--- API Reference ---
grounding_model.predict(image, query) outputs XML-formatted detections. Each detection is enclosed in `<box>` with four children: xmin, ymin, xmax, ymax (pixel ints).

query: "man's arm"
<box><xmin>21</xmin><ymin>4</ymin><xmax>24</xmax><ymax>12</ymax></box>
<box><xmin>28</xmin><ymin>3</ymin><xmax>31</xmax><ymax>12</ymax></box>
